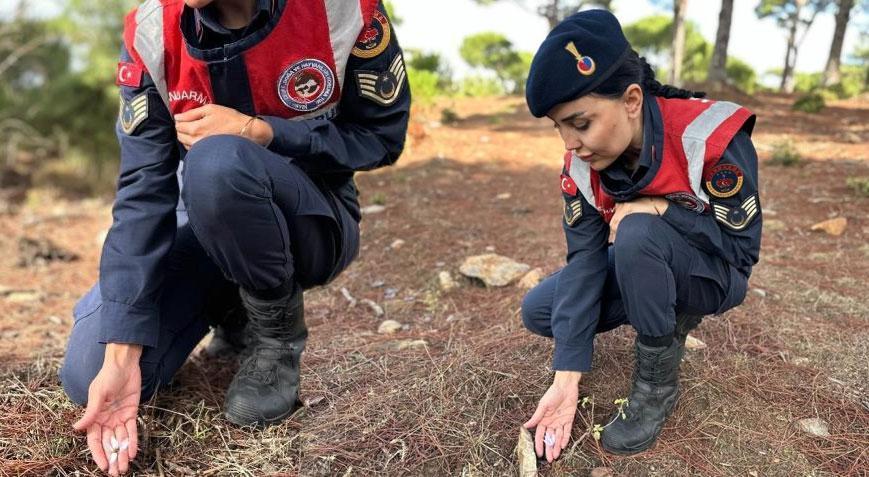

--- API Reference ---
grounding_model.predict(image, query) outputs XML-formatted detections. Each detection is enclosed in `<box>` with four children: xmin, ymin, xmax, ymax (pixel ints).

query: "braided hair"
<box><xmin>590</xmin><ymin>50</ymin><xmax>706</xmax><ymax>100</ymax></box>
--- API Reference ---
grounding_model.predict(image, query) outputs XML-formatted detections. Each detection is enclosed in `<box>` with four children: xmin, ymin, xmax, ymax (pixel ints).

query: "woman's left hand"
<box><xmin>608</xmin><ymin>197</ymin><xmax>669</xmax><ymax>243</ymax></box>
<box><xmin>174</xmin><ymin>104</ymin><xmax>272</xmax><ymax>149</ymax></box>
<box><xmin>524</xmin><ymin>371</ymin><xmax>581</xmax><ymax>463</ymax></box>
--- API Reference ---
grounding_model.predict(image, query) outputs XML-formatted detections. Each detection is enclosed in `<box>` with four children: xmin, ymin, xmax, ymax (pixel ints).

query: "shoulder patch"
<box><xmin>713</xmin><ymin>194</ymin><xmax>759</xmax><ymax>231</ymax></box>
<box><xmin>352</xmin><ymin>9</ymin><xmax>390</xmax><ymax>58</ymax></box>
<box><xmin>354</xmin><ymin>54</ymin><xmax>406</xmax><ymax>106</ymax></box>
<box><xmin>560</xmin><ymin>173</ymin><xmax>578</xmax><ymax>196</ymax></box>
<box><xmin>564</xmin><ymin>197</ymin><xmax>582</xmax><ymax>226</ymax></box>
<box><xmin>665</xmin><ymin>192</ymin><xmax>709</xmax><ymax>214</ymax></box>
<box><xmin>705</xmin><ymin>163</ymin><xmax>744</xmax><ymax>198</ymax></box>
<box><xmin>119</xmin><ymin>92</ymin><xmax>149</xmax><ymax>135</ymax></box>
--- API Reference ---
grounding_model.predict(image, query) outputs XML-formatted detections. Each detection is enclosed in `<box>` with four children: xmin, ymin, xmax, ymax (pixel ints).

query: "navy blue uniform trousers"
<box><xmin>522</xmin><ymin>214</ymin><xmax>738</xmax><ymax>345</ymax></box>
<box><xmin>60</xmin><ymin>136</ymin><xmax>359</xmax><ymax>405</ymax></box>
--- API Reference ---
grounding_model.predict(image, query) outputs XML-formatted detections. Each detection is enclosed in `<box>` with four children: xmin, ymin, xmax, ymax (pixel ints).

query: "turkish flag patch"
<box><xmin>116</xmin><ymin>61</ymin><xmax>143</xmax><ymax>88</ymax></box>
<box><xmin>560</xmin><ymin>174</ymin><xmax>578</xmax><ymax>196</ymax></box>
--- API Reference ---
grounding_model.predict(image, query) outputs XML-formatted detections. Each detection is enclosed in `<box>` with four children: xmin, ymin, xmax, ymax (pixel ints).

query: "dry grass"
<box><xmin>1</xmin><ymin>94</ymin><xmax>868</xmax><ymax>476</ymax></box>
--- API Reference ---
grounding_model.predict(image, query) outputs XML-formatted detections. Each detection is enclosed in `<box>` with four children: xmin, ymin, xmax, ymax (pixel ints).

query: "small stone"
<box><xmin>517</xmin><ymin>268</ymin><xmax>544</xmax><ymax>289</ymax></box>
<box><xmin>304</xmin><ymin>396</ymin><xmax>326</xmax><ymax>408</ymax></box>
<box><xmin>378</xmin><ymin>319</ymin><xmax>403</xmax><ymax>334</ymax></box>
<box><xmin>459</xmin><ymin>254</ymin><xmax>531</xmax><ymax>287</ymax></box>
<box><xmin>590</xmin><ymin>468</ymin><xmax>614</xmax><ymax>477</ymax></box>
<box><xmin>47</xmin><ymin>315</ymin><xmax>62</xmax><ymax>325</ymax></box>
<box><xmin>516</xmin><ymin>426</ymin><xmax>537</xmax><ymax>477</ymax></box>
<box><xmin>684</xmin><ymin>334</ymin><xmax>707</xmax><ymax>350</ymax></box>
<box><xmin>435</xmin><ymin>261</ymin><xmax>446</xmax><ymax>267</ymax></box>
<box><xmin>384</xmin><ymin>288</ymin><xmax>399</xmax><ymax>300</ymax></box>
<box><xmin>360</xmin><ymin>299</ymin><xmax>384</xmax><ymax>317</ymax></box>
<box><xmin>791</xmin><ymin>357</ymin><xmax>810</xmax><ymax>366</ymax></box>
<box><xmin>479</xmin><ymin>135</ymin><xmax>490</xmax><ymax>143</ymax></box>
<box><xmin>496</xmin><ymin>193</ymin><xmax>511</xmax><ymax>200</ymax></box>
<box><xmin>764</xmin><ymin>219</ymin><xmax>786</xmax><ymax>231</ymax></box>
<box><xmin>361</xmin><ymin>205</ymin><xmax>386</xmax><ymax>215</ymax></box>
<box><xmin>796</xmin><ymin>417</ymin><xmax>830</xmax><ymax>437</ymax></box>
<box><xmin>340</xmin><ymin>287</ymin><xmax>357</xmax><ymax>307</ymax></box>
<box><xmin>485</xmin><ymin>245</ymin><xmax>495</xmax><ymax>252</ymax></box>
<box><xmin>370</xmin><ymin>280</ymin><xmax>385</xmax><ymax>288</ymax></box>
<box><xmin>5</xmin><ymin>291</ymin><xmax>42</xmax><ymax>303</ymax></box>
<box><xmin>389</xmin><ymin>239</ymin><xmax>405</xmax><ymax>249</ymax></box>
<box><xmin>810</xmin><ymin>217</ymin><xmax>847</xmax><ymax>236</ymax></box>
<box><xmin>438</xmin><ymin>271</ymin><xmax>459</xmax><ymax>292</ymax></box>
<box><xmin>749</xmin><ymin>471</ymin><xmax>758</xmax><ymax>477</ymax></box>
<box><xmin>751</xmin><ymin>288</ymin><xmax>767</xmax><ymax>298</ymax></box>
<box><xmin>395</xmin><ymin>339</ymin><xmax>428</xmax><ymax>350</ymax></box>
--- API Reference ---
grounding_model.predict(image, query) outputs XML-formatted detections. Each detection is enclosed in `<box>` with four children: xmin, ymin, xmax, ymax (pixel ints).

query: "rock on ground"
<box><xmin>459</xmin><ymin>254</ymin><xmax>530</xmax><ymax>287</ymax></box>
<box><xmin>810</xmin><ymin>217</ymin><xmax>847</xmax><ymax>236</ymax></box>
<box><xmin>361</xmin><ymin>204</ymin><xmax>386</xmax><ymax>215</ymax></box>
<box><xmin>517</xmin><ymin>268</ymin><xmax>544</xmax><ymax>289</ymax></box>
<box><xmin>684</xmin><ymin>335</ymin><xmax>707</xmax><ymax>350</ymax></box>
<box><xmin>438</xmin><ymin>271</ymin><xmax>459</xmax><ymax>291</ymax></box>
<box><xmin>378</xmin><ymin>319</ymin><xmax>403</xmax><ymax>334</ymax></box>
<box><xmin>796</xmin><ymin>417</ymin><xmax>830</xmax><ymax>437</ymax></box>
<box><xmin>516</xmin><ymin>426</ymin><xmax>537</xmax><ymax>477</ymax></box>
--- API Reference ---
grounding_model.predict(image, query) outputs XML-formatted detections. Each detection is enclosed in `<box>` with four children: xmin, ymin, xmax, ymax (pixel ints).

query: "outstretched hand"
<box><xmin>524</xmin><ymin>371</ymin><xmax>581</xmax><ymax>463</ymax></box>
<box><xmin>73</xmin><ymin>344</ymin><xmax>142</xmax><ymax>476</ymax></box>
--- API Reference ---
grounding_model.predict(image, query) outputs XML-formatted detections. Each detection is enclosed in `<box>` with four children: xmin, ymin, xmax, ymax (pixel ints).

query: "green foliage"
<box><xmin>459</xmin><ymin>32</ymin><xmax>529</xmax><ymax>94</ymax></box>
<box><xmin>769</xmin><ymin>141</ymin><xmax>803</xmax><ymax>166</ymax></box>
<box><xmin>624</xmin><ymin>15</ymin><xmax>758</xmax><ymax>93</ymax></box>
<box><xmin>794</xmin><ymin>65</ymin><xmax>866</xmax><ymax>99</ymax></box>
<box><xmin>792</xmin><ymin>92</ymin><xmax>826</xmax><ymax>113</ymax></box>
<box><xmin>846</xmin><ymin>177</ymin><xmax>869</xmax><ymax>197</ymax></box>
<box><xmin>405</xmin><ymin>49</ymin><xmax>452</xmax><ymax>89</ymax></box>
<box><xmin>440</xmin><ymin>108</ymin><xmax>459</xmax><ymax>125</ymax></box>
<box><xmin>725</xmin><ymin>57</ymin><xmax>757</xmax><ymax>93</ymax></box>
<box><xmin>406</xmin><ymin>67</ymin><xmax>441</xmax><ymax>105</ymax></box>
<box><xmin>456</xmin><ymin>76</ymin><xmax>504</xmax><ymax>97</ymax></box>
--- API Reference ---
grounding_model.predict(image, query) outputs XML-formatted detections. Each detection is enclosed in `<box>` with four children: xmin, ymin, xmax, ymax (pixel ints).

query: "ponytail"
<box><xmin>589</xmin><ymin>50</ymin><xmax>706</xmax><ymax>100</ymax></box>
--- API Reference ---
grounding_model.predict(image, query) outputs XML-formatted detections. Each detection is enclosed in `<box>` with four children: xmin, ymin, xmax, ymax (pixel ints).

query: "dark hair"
<box><xmin>590</xmin><ymin>50</ymin><xmax>706</xmax><ymax>100</ymax></box>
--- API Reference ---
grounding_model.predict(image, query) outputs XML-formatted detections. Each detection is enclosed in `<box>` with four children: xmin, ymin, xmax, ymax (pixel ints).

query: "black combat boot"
<box><xmin>203</xmin><ymin>304</ymin><xmax>249</xmax><ymax>357</ymax></box>
<box><xmin>674</xmin><ymin>313</ymin><xmax>703</xmax><ymax>346</ymax></box>
<box><xmin>224</xmin><ymin>283</ymin><xmax>307</xmax><ymax>427</ymax></box>
<box><xmin>601</xmin><ymin>338</ymin><xmax>682</xmax><ymax>455</ymax></box>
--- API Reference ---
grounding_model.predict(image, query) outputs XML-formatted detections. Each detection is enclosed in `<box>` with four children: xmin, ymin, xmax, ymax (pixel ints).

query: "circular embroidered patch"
<box><xmin>352</xmin><ymin>10</ymin><xmax>390</xmax><ymax>58</ymax></box>
<box><xmin>705</xmin><ymin>164</ymin><xmax>744</xmax><ymax>198</ymax></box>
<box><xmin>277</xmin><ymin>59</ymin><xmax>335</xmax><ymax>112</ymax></box>
<box><xmin>576</xmin><ymin>56</ymin><xmax>596</xmax><ymax>76</ymax></box>
<box><xmin>665</xmin><ymin>192</ymin><xmax>708</xmax><ymax>214</ymax></box>
<box><xmin>727</xmin><ymin>206</ymin><xmax>749</xmax><ymax>228</ymax></box>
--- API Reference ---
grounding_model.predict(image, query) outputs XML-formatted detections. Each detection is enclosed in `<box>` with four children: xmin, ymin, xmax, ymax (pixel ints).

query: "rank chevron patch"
<box><xmin>712</xmin><ymin>194</ymin><xmax>758</xmax><ymax>231</ymax></box>
<box><xmin>119</xmin><ymin>92</ymin><xmax>148</xmax><ymax>135</ymax></box>
<box><xmin>564</xmin><ymin>198</ymin><xmax>582</xmax><ymax>226</ymax></box>
<box><xmin>355</xmin><ymin>54</ymin><xmax>406</xmax><ymax>106</ymax></box>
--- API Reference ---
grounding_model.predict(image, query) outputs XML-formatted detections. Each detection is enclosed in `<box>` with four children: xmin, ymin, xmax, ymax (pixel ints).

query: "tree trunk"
<box><xmin>540</xmin><ymin>0</ymin><xmax>561</xmax><ymax>30</ymax></box>
<box><xmin>780</xmin><ymin>1</ymin><xmax>803</xmax><ymax>93</ymax></box>
<box><xmin>669</xmin><ymin>0</ymin><xmax>689</xmax><ymax>86</ymax></box>
<box><xmin>708</xmin><ymin>0</ymin><xmax>734</xmax><ymax>89</ymax></box>
<box><xmin>822</xmin><ymin>0</ymin><xmax>854</xmax><ymax>87</ymax></box>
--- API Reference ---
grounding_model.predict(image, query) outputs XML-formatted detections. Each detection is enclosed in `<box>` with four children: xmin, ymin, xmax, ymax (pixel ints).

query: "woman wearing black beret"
<box><xmin>521</xmin><ymin>9</ymin><xmax>762</xmax><ymax>460</ymax></box>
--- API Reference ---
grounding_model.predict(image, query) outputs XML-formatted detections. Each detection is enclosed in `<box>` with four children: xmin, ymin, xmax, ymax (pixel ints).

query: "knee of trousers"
<box><xmin>521</xmin><ymin>285</ymin><xmax>552</xmax><ymax>337</ymax></box>
<box><xmin>613</xmin><ymin>214</ymin><xmax>671</xmax><ymax>273</ymax></box>
<box><xmin>182</xmin><ymin>135</ymin><xmax>269</xmax><ymax>224</ymax></box>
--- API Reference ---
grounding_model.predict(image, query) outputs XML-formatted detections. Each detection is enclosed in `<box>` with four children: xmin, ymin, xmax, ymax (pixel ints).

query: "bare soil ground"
<box><xmin>1</xmin><ymin>91</ymin><xmax>867</xmax><ymax>476</ymax></box>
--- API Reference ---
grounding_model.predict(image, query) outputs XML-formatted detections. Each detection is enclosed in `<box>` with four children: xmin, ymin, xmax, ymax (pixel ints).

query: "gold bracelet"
<box><xmin>239</xmin><ymin>115</ymin><xmax>257</xmax><ymax>138</ymax></box>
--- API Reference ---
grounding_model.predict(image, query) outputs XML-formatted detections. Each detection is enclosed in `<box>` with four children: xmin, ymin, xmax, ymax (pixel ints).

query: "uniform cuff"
<box><xmin>552</xmin><ymin>342</ymin><xmax>593</xmax><ymax>372</ymax></box>
<box><xmin>661</xmin><ymin>201</ymin><xmax>697</xmax><ymax>233</ymax></box>
<box><xmin>262</xmin><ymin>116</ymin><xmax>312</xmax><ymax>158</ymax></box>
<box><xmin>98</xmin><ymin>300</ymin><xmax>160</xmax><ymax>348</ymax></box>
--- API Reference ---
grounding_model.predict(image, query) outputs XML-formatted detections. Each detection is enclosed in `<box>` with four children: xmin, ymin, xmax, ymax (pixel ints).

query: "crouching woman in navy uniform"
<box><xmin>520</xmin><ymin>10</ymin><xmax>762</xmax><ymax>460</ymax></box>
<box><xmin>58</xmin><ymin>0</ymin><xmax>409</xmax><ymax>474</ymax></box>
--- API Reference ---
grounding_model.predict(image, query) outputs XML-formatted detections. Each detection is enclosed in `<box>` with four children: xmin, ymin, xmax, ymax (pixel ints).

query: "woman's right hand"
<box><xmin>524</xmin><ymin>371</ymin><xmax>582</xmax><ymax>462</ymax></box>
<box><xmin>73</xmin><ymin>343</ymin><xmax>143</xmax><ymax>476</ymax></box>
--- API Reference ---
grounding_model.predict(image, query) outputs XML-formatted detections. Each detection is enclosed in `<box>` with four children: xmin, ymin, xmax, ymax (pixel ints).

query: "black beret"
<box><xmin>525</xmin><ymin>9</ymin><xmax>631</xmax><ymax>117</ymax></box>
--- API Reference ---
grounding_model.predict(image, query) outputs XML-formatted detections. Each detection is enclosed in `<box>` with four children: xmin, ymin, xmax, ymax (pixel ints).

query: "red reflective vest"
<box><xmin>562</xmin><ymin>97</ymin><xmax>754</xmax><ymax>223</ymax></box>
<box><xmin>121</xmin><ymin>0</ymin><xmax>378</xmax><ymax>119</ymax></box>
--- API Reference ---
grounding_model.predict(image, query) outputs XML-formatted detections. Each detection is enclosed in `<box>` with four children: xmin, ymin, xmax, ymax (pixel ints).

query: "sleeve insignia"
<box><xmin>354</xmin><ymin>54</ymin><xmax>406</xmax><ymax>106</ymax></box>
<box><xmin>665</xmin><ymin>192</ymin><xmax>709</xmax><ymax>214</ymax></box>
<box><xmin>352</xmin><ymin>10</ymin><xmax>390</xmax><ymax>58</ymax></box>
<box><xmin>560</xmin><ymin>174</ymin><xmax>578</xmax><ymax>196</ymax></box>
<box><xmin>705</xmin><ymin>163</ymin><xmax>744</xmax><ymax>198</ymax></box>
<box><xmin>713</xmin><ymin>194</ymin><xmax>758</xmax><ymax>231</ymax></box>
<box><xmin>119</xmin><ymin>92</ymin><xmax>149</xmax><ymax>135</ymax></box>
<box><xmin>564</xmin><ymin>197</ymin><xmax>583</xmax><ymax>226</ymax></box>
